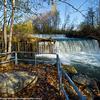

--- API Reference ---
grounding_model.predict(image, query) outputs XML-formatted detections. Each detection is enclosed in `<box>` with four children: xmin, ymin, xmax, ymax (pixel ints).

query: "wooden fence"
<box><xmin>0</xmin><ymin>41</ymin><xmax>56</xmax><ymax>54</ymax></box>
<box><xmin>0</xmin><ymin>52</ymin><xmax>86</xmax><ymax>100</ymax></box>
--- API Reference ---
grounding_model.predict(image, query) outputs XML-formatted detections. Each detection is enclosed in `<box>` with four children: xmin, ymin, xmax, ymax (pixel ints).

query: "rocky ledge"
<box><xmin>0</xmin><ymin>71</ymin><xmax>38</xmax><ymax>97</ymax></box>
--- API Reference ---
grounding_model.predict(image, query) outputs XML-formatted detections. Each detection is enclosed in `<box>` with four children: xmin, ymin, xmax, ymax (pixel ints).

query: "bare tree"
<box><xmin>8</xmin><ymin>0</ymin><xmax>15</xmax><ymax>53</ymax></box>
<box><xmin>86</xmin><ymin>7</ymin><xmax>95</xmax><ymax>26</ymax></box>
<box><xmin>3</xmin><ymin>0</ymin><xmax>7</xmax><ymax>52</ymax></box>
<box><xmin>97</xmin><ymin>0</ymin><xmax>100</xmax><ymax>25</ymax></box>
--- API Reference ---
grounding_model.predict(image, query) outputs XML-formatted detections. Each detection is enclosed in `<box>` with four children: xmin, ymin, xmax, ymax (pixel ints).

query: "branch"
<box><xmin>59</xmin><ymin>0</ymin><xmax>86</xmax><ymax>18</ymax></box>
<box><xmin>78</xmin><ymin>0</ymin><xmax>88</xmax><ymax>9</ymax></box>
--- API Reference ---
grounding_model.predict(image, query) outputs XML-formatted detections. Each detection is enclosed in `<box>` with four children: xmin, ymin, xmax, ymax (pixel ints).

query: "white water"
<box><xmin>55</xmin><ymin>39</ymin><xmax>100</xmax><ymax>67</ymax></box>
<box><xmin>37</xmin><ymin>38</ymin><xmax>100</xmax><ymax>67</ymax></box>
<box><xmin>33</xmin><ymin>34</ymin><xmax>65</xmax><ymax>38</ymax></box>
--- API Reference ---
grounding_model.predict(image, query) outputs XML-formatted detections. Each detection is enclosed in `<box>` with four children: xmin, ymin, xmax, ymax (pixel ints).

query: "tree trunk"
<box><xmin>3</xmin><ymin>0</ymin><xmax>7</xmax><ymax>53</ymax></box>
<box><xmin>8</xmin><ymin>0</ymin><xmax>15</xmax><ymax>54</ymax></box>
<box><xmin>99</xmin><ymin>0</ymin><xmax>100</xmax><ymax>24</ymax></box>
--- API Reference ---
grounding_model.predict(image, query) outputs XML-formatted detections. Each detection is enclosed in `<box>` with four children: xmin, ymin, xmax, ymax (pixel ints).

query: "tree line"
<box><xmin>0</xmin><ymin>0</ymin><xmax>48</xmax><ymax>54</ymax></box>
<box><xmin>1</xmin><ymin>0</ymin><xmax>100</xmax><ymax>56</ymax></box>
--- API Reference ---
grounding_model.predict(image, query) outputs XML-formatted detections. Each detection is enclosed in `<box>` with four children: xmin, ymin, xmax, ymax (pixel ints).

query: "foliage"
<box><xmin>13</xmin><ymin>21</ymin><xmax>33</xmax><ymax>35</ymax></box>
<box><xmin>85</xmin><ymin>8</ymin><xmax>95</xmax><ymax>26</ymax></box>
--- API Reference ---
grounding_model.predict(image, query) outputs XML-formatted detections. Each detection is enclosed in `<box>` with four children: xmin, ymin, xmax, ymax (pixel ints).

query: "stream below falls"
<box><xmin>36</xmin><ymin>36</ymin><xmax>100</xmax><ymax>80</ymax></box>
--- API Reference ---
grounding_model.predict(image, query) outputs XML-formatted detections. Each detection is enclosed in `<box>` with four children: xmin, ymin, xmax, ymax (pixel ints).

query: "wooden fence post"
<box><xmin>35</xmin><ymin>53</ymin><xmax>36</xmax><ymax>66</ymax></box>
<box><xmin>57</xmin><ymin>54</ymin><xmax>62</xmax><ymax>94</ymax></box>
<box><xmin>15</xmin><ymin>52</ymin><xmax>18</xmax><ymax>65</ymax></box>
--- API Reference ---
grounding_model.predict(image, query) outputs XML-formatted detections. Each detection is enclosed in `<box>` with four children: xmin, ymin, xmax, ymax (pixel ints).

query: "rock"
<box><xmin>62</xmin><ymin>64</ymin><xmax>78</xmax><ymax>74</ymax></box>
<box><xmin>7</xmin><ymin>87</ymin><xmax>15</xmax><ymax>95</ymax></box>
<box><xmin>88</xmin><ymin>80</ymin><xmax>100</xmax><ymax>95</ymax></box>
<box><xmin>24</xmin><ymin>75</ymin><xmax>37</xmax><ymax>86</ymax></box>
<box><xmin>72</xmin><ymin>74</ymin><xmax>90</xmax><ymax>86</ymax></box>
<box><xmin>82</xmin><ymin>87</ymin><xmax>93</xmax><ymax>100</ymax></box>
<box><xmin>0</xmin><ymin>71</ymin><xmax>38</xmax><ymax>97</ymax></box>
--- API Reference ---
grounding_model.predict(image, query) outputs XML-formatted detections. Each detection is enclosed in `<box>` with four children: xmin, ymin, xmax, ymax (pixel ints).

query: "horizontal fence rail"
<box><xmin>0</xmin><ymin>52</ymin><xmax>57</xmax><ymax>65</ymax></box>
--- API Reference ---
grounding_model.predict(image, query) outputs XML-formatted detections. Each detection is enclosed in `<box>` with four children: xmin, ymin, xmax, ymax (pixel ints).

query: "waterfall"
<box><xmin>53</xmin><ymin>38</ymin><xmax>100</xmax><ymax>67</ymax></box>
<box><xmin>33</xmin><ymin>34</ymin><xmax>65</xmax><ymax>38</ymax></box>
<box><xmin>36</xmin><ymin>37</ymin><xmax>100</xmax><ymax>80</ymax></box>
<box><xmin>55</xmin><ymin>39</ymin><xmax>100</xmax><ymax>54</ymax></box>
<box><xmin>37</xmin><ymin>37</ymin><xmax>100</xmax><ymax>67</ymax></box>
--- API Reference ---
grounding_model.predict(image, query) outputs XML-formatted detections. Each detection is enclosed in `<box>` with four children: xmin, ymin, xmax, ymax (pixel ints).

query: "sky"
<box><xmin>57</xmin><ymin>0</ymin><xmax>89</xmax><ymax>26</ymax></box>
<box><xmin>0</xmin><ymin>0</ymin><xmax>97</xmax><ymax>28</ymax></box>
<box><xmin>36</xmin><ymin>0</ymin><xmax>91</xmax><ymax>28</ymax></box>
<box><xmin>58</xmin><ymin>0</ymin><xmax>99</xmax><ymax>27</ymax></box>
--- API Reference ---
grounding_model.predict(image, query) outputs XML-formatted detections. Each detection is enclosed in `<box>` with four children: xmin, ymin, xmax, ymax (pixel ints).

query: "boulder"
<box><xmin>0</xmin><ymin>71</ymin><xmax>38</xmax><ymax>97</ymax></box>
<box><xmin>72</xmin><ymin>74</ymin><xmax>90</xmax><ymax>86</ymax></box>
<box><xmin>62</xmin><ymin>64</ymin><xmax>78</xmax><ymax>74</ymax></box>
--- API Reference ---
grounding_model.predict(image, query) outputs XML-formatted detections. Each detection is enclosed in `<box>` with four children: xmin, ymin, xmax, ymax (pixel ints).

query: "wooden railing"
<box><xmin>0</xmin><ymin>52</ymin><xmax>86</xmax><ymax>100</ymax></box>
<box><xmin>56</xmin><ymin>55</ymin><xmax>86</xmax><ymax>100</ymax></box>
<box><xmin>0</xmin><ymin>52</ymin><xmax>56</xmax><ymax>65</ymax></box>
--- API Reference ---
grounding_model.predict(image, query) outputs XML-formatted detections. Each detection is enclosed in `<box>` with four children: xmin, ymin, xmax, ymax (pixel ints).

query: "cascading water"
<box><xmin>55</xmin><ymin>39</ymin><xmax>100</xmax><ymax>54</ymax></box>
<box><xmin>36</xmin><ymin>36</ymin><xmax>100</xmax><ymax>79</ymax></box>
<box><xmin>33</xmin><ymin>34</ymin><xmax>65</xmax><ymax>38</ymax></box>
<box><xmin>53</xmin><ymin>38</ymin><xmax>100</xmax><ymax>80</ymax></box>
<box><xmin>54</xmin><ymin>39</ymin><xmax>100</xmax><ymax>66</ymax></box>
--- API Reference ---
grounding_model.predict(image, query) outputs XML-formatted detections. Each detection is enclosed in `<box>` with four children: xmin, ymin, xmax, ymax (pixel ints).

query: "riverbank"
<box><xmin>0</xmin><ymin>62</ymin><xmax>99</xmax><ymax>99</ymax></box>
